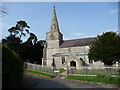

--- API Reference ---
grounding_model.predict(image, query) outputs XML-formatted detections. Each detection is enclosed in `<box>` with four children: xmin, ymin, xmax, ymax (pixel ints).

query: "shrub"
<box><xmin>2</xmin><ymin>45</ymin><xmax>23</xmax><ymax>88</ymax></box>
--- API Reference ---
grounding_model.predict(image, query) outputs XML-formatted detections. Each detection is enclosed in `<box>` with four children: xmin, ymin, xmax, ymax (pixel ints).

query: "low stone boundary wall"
<box><xmin>24</xmin><ymin>62</ymin><xmax>54</xmax><ymax>75</ymax></box>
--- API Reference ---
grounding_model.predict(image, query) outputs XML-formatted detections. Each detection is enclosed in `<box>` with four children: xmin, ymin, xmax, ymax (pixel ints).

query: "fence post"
<box><xmin>58</xmin><ymin>67</ymin><xmax>60</xmax><ymax>77</ymax></box>
<box><xmin>66</xmin><ymin>65</ymin><xmax>68</xmax><ymax>76</ymax></box>
<box><xmin>52</xmin><ymin>66</ymin><xmax>55</xmax><ymax>76</ymax></box>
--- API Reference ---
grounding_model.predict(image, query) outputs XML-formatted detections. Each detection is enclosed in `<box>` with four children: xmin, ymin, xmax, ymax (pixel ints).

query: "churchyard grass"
<box><xmin>66</xmin><ymin>75</ymin><xmax>120</xmax><ymax>85</ymax></box>
<box><xmin>24</xmin><ymin>70</ymin><xmax>54</xmax><ymax>78</ymax></box>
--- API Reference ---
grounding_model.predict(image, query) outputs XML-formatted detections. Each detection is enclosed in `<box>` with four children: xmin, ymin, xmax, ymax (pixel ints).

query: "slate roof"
<box><xmin>60</xmin><ymin>37</ymin><xmax>97</xmax><ymax>48</ymax></box>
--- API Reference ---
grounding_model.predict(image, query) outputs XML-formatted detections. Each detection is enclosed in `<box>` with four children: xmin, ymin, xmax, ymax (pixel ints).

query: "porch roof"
<box><xmin>53</xmin><ymin>52</ymin><xmax>88</xmax><ymax>57</ymax></box>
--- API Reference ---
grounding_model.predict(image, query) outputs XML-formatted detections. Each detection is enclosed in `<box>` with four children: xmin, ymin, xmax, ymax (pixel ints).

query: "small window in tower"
<box><xmin>62</xmin><ymin>57</ymin><xmax>65</xmax><ymax>64</ymax></box>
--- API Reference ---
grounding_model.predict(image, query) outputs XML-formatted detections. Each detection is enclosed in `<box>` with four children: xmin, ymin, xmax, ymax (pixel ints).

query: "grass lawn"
<box><xmin>66</xmin><ymin>75</ymin><xmax>120</xmax><ymax>85</ymax></box>
<box><xmin>24</xmin><ymin>69</ymin><xmax>54</xmax><ymax>78</ymax></box>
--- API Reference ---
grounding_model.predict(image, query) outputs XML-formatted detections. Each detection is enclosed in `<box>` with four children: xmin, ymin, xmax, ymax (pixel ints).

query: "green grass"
<box><xmin>24</xmin><ymin>70</ymin><xmax>54</xmax><ymax>78</ymax></box>
<box><xmin>66</xmin><ymin>75</ymin><xmax>120</xmax><ymax>85</ymax></box>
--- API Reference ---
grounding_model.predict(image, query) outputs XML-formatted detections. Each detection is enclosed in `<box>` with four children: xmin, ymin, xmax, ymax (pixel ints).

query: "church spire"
<box><xmin>50</xmin><ymin>6</ymin><xmax>59</xmax><ymax>32</ymax></box>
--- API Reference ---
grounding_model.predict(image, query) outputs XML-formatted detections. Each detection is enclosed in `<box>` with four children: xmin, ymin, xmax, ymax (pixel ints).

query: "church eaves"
<box><xmin>50</xmin><ymin>6</ymin><xmax>60</xmax><ymax>32</ymax></box>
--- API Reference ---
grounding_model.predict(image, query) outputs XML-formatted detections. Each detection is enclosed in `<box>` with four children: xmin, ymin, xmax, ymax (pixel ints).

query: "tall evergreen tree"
<box><xmin>88</xmin><ymin>32</ymin><xmax>120</xmax><ymax>66</ymax></box>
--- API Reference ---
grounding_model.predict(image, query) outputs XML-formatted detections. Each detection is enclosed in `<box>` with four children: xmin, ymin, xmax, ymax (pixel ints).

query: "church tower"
<box><xmin>46</xmin><ymin>6</ymin><xmax>63</xmax><ymax>48</ymax></box>
<box><xmin>42</xmin><ymin>6</ymin><xmax>63</xmax><ymax>66</ymax></box>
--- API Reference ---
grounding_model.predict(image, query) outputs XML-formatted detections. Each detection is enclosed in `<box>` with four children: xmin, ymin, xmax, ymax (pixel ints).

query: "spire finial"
<box><xmin>54</xmin><ymin>6</ymin><xmax>55</xmax><ymax>9</ymax></box>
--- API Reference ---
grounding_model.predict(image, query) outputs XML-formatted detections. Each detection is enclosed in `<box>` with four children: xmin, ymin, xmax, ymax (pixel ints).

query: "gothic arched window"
<box><xmin>70</xmin><ymin>61</ymin><xmax>76</xmax><ymax>67</ymax></box>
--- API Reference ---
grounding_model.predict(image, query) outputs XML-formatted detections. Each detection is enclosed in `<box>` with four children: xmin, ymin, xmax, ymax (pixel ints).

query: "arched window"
<box><xmin>52</xmin><ymin>58</ymin><xmax>55</xmax><ymax>67</ymax></box>
<box><xmin>70</xmin><ymin>61</ymin><xmax>76</xmax><ymax>67</ymax></box>
<box><xmin>62</xmin><ymin>57</ymin><xmax>65</xmax><ymax>64</ymax></box>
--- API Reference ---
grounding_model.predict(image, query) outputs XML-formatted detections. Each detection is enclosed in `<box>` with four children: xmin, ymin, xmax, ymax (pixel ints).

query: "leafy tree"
<box><xmin>88</xmin><ymin>32</ymin><xmax>120</xmax><ymax>66</ymax></box>
<box><xmin>31</xmin><ymin>40</ymin><xmax>45</xmax><ymax>64</ymax></box>
<box><xmin>8</xmin><ymin>27</ymin><xmax>19</xmax><ymax>36</ymax></box>
<box><xmin>8</xmin><ymin>20</ymin><xmax>30</xmax><ymax>39</ymax></box>
<box><xmin>20</xmin><ymin>40</ymin><xmax>45</xmax><ymax>64</ymax></box>
<box><xmin>26</xmin><ymin>33</ymin><xmax>37</xmax><ymax>45</ymax></box>
<box><xmin>16</xmin><ymin>21</ymin><xmax>30</xmax><ymax>39</ymax></box>
<box><xmin>2</xmin><ymin>20</ymin><xmax>30</xmax><ymax>53</ymax></box>
<box><xmin>2</xmin><ymin>20</ymin><xmax>45</xmax><ymax>64</ymax></box>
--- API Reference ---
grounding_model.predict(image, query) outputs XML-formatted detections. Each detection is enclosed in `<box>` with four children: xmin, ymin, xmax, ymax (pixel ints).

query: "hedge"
<box><xmin>2</xmin><ymin>45</ymin><xmax>23</xmax><ymax>88</ymax></box>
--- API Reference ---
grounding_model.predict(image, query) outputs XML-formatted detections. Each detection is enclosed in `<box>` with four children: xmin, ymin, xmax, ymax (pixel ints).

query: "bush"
<box><xmin>2</xmin><ymin>45</ymin><xmax>23</xmax><ymax>88</ymax></box>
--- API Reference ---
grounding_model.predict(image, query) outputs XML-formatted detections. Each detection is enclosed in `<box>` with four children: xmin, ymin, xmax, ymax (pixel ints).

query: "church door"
<box><xmin>70</xmin><ymin>61</ymin><xmax>76</xmax><ymax>67</ymax></box>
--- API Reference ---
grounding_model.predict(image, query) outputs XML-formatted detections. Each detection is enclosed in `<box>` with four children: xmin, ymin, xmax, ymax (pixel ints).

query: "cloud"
<box><xmin>63</xmin><ymin>32</ymin><xmax>84</xmax><ymax>40</ymax></box>
<box><xmin>71</xmin><ymin>32</ymin><xmax>84</xmax><ymax>37</ymax></box>
<box><xmin>63</xmin><ymin>29</ymin><xmax>118</xmax><ymax>40</ymax></box>
<box><xmin>110</xmin><ymin>9</ymin><xmax>118</xmax><ymax>14</ymax></box>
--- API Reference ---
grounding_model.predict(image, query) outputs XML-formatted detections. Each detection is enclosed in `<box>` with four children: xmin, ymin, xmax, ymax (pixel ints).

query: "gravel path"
<box><xmin>20</xmin><ymin>73</ymin><xmax>119</xmax><ymax>89</ymax></box>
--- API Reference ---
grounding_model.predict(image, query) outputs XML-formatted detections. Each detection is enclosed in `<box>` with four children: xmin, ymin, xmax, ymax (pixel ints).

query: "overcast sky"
<box><xmin>1</xmin><ymin>2</ymin><xmax>118</xmax><ymax>41</ymax></box>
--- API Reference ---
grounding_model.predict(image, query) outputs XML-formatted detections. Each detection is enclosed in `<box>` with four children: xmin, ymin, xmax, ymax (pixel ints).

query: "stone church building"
<box><xmin>42</xmin><ymin>7</ymin><xmax>104</xmax><ymax>69</ymax></box>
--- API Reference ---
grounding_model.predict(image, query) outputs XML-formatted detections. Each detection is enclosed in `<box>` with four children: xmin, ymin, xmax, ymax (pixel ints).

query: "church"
<box><xmin>42</xmin><ymin>7</ymin><xmax>104</xmax><ymax>69</ymax></box>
